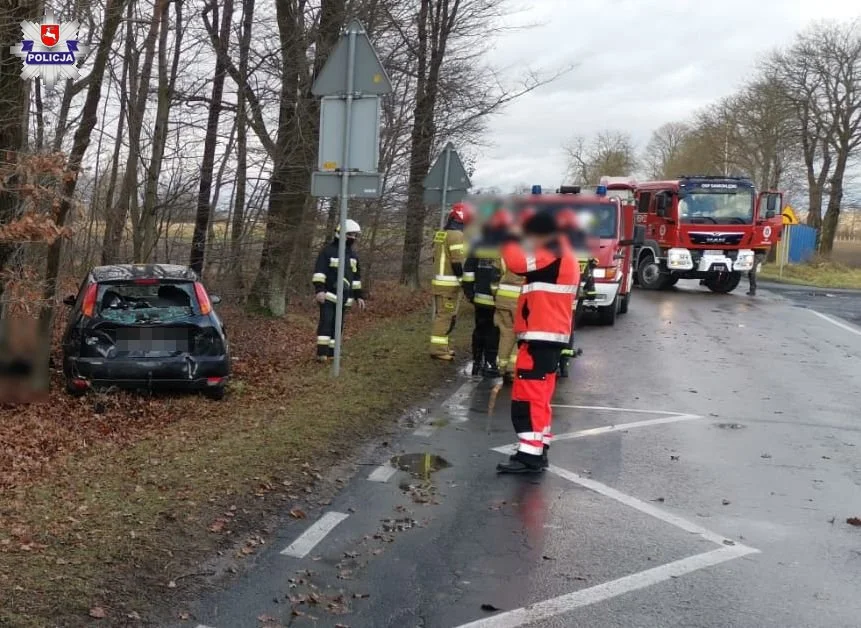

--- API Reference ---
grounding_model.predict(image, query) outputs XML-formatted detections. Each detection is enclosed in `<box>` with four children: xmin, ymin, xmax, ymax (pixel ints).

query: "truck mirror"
<box><xmin>766</xmin><ymin>194</ymin><xmax>777</xmax><ymax>213</ymax></box>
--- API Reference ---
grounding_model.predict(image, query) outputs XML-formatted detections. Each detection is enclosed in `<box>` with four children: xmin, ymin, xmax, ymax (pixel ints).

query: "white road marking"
<box><xmin>367</xmin><ymin>462</ymin><xmax>398</xmax><ymax>482</ymax></box>
<box><xmin>413</xmin><ymin>424</ymin><xmax>437</xmax><ymax>437</ymax></box>
<box><xmin>452</xmin><ymin>545</ymin><xmax>758</xmax><ymax>628</ymax></box>
<box><xmin>280</xmin><ymin>511</ymin><xmax>349</xmax><ymax>558</ymax></box>
<box><xmin>552</xmin><ymin>404</ymin><xmax>692</xmax><ymax>415</ymax></box>
<box><xmin>547</xmin><ymin>465</ymin><xmax>734</xmax><ymax>546</ymax></box>
<box><xmin>443</xmin><ymin>379</ymin><xmax>479</xmax><ymax>421</ymax></box>
<box><xmin>552</xmin><ymin>414</ymin><xmax>703</xmax><ymax>441</ymax></box>
<box><xmin>195</xmin><ymin>625</ymin><xmax>217</xmax><ymax>628</ymax></box>
<box><xmin>808</xmin><ymin>309</ymin><xmax>861</xmax><ymax>337</ymax></box>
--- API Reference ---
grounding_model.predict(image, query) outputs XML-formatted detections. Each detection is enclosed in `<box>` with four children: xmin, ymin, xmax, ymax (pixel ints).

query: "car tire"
<box><xmin>597</xmin><ymin>297</ymin><xmax>618</xmax><ymax>326</ymax></box>
<box><xmin>704</xmin><ymin>272</ymin><xmax>742</xmax><ymax>294</ymax></box>
<box><xmin>619</xmin><ymin>290</ymin><xmax>630</xmax><ymax>314</ymax></box>
<box><xmin>637</xmin><ymin>253</ymin><xmax>667</xmax><ymax>290</ymax></box>
<box><xmin>204</xmin><ymin>386</ymin><xmax>226</xmax><ymax>401</ymax></box>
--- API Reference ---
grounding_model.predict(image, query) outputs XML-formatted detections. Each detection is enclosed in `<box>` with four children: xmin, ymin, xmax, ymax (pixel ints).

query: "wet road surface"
<box><xmin>175</xmin><ymin>281</ymin><xmax>861</xmax><ymax>628</ymax></box>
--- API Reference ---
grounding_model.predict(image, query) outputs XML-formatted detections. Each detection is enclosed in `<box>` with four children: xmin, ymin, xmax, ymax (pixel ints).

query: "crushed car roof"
<box><xmin>90</xmin><ymin>264</ymin><xmax>199</xmax><ymax>283</ymax></box>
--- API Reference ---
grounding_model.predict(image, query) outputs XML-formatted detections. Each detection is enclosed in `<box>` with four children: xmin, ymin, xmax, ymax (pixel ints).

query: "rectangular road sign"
<box><xmin>311</xmin><ymin>171</ymin><xmax>383</xmax><ymax>198</ymax></box>
<box><xmin>318</xmin><ymin>96</ymin><xmax>380</xmax><ymax>173</ymax></box>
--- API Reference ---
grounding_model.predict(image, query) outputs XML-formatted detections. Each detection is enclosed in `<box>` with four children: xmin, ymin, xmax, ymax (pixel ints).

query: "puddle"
<box><xmin>715</xmin><ymin>422</ymin><xmax>746</xmax><ymax>430</ymax></box>
<box><xmin>390</xmin><ymin>453</ymin><xmax>450</xmax><ymax>479</ymax></box>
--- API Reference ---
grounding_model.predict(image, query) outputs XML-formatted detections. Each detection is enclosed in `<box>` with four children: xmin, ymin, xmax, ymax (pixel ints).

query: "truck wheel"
<box><xmin>598</xmin><ymin>297</ymin><xmax>618</xmax><ymax>326</ymax></box>
<box><xmin>619</xmin><ymin>290</ymin><xmax>630</xmax><ymax>314</ymax></box>
<box><xmin>665</xmin><ymin>276</ymin><xmax>679</xmax><ymax>287</ymax></box>
<box><xmin>704</xmin><ymin>272</ymin><xmax>742</xmax><ymax>294</ymax></box>
<box><xmin>637</xmin><ymin>254</ymin><xmax>667</xmax><ymax>290</ymax></box>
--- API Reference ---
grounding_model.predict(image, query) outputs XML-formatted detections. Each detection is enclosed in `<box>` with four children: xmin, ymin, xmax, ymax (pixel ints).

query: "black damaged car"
<box><xmin>61</xmin><ymin>264</ymin><xmax>230</xmax><ymax>399</ymax></box>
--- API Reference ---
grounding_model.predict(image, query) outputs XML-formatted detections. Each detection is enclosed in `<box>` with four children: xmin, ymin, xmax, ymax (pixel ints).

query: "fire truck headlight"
<box><xmin>734</xmin><ymin>249</ymin><xmax>755</xmax><ymax>271</ymax></box>
<box><xmin>667</xmin><ymin>248</ymin><xmax>693</xmax><ymax>270</ymax></box>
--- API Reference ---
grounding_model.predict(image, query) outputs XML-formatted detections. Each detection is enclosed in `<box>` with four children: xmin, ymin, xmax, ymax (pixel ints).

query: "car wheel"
<box><xmin>204</xmin><ymin>386</ymin><xmax>226</xmax><ymax>401</ymax></box>
<box><xmin>597</xmin><ymin>297</ymin><xmax>618</xmax><ymax>326</ymax></box>
<box><xmin>637</xmin><ymin>253</ymin><xmax>667</xmax><ymax>290</ymax></box>
<box><xmin>704</xmin><ymin>272</ymin><xmax>742</xmax><ymax>294</ymax></box>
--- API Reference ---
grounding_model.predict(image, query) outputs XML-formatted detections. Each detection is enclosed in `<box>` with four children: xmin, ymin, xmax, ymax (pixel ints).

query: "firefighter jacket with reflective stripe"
<box><xmin>501</xmin><ymin>235</ymin><xmax>580</xmax><ymax>346</ymax></box>
<box><xmin>462</xmin><ymin>235</ymin><xmax>502</xmax><ymax>308</ymax></box>
<box><xmin>312</xmin><ymin>239</ymin><xmax>363</xmax><ymax>305</ymax></box>
<box><xmin>495</xmin><ymin>257</ymin><xmax>525</xmax><ymax>309</ymax></box>
<box><xmin>432</xmin><ymin>223</ymin><xmax>466</xmax><ymax>294</ymax></box>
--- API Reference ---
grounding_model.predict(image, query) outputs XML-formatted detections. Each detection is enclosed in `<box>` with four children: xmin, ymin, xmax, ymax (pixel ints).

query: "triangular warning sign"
<box><xmin>312</xmin><ymin>20</ymin><xmax>393</xmax><ymax>96</ymax></box>
<box><xmin>423</xmin><ymin>143</ymin><xmax>471</xmax><ymax>191</ymax></box>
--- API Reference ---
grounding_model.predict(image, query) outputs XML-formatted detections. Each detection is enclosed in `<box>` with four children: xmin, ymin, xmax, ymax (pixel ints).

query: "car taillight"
<box><xmin>81</xmin><ymin>283</ymin><xmax>98</xmax><ymax>317</ymax></box>
<box><xmin>194</xmin><ymin>282</ymin><xmax>212</xmax><ymax>315</ymax></box>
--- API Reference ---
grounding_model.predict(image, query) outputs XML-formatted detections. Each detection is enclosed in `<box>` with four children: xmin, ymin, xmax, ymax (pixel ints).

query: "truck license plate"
<box><xmin>705</xmin><ymin>250</ymin><xmax>724</xmax><ymax>256</ymax></box>
<box><xmin>711</xmin><ymin>263</ymin><xmax>728</xmax><ymax>272</ymax></box>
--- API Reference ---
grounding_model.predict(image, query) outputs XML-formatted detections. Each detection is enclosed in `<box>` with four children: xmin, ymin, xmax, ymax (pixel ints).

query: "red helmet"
<box><xmin>449</xmin><ymin>202</ymin><xmax>474</xmax><ymax>225</ymax></box>
<box><xmin>488</xmin><ymin>208</ymin><xmax>514</xmax><ymax>229</ymax></box>
<box><xmin>518</xmin><ymin>206</ymin><xmax>536</xmax><ymax>226</ymax></box>
<box><xmin>556</xmin><ymin>207</ymin><xmax>577</xmax><ymax>230</ymax></box>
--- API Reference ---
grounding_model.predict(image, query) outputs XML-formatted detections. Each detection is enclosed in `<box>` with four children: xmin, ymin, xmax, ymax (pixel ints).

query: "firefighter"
<box><xmin>493</xmin><ymin>207</ymin><xmax>527</xmax><ymax>382</ymax></box>
<box><xmin>556</xmin><ymin>208</ymin><xmax>592</xmax><ymax>378</ymax></box>
<box><xmin>462</xmin><ymin>216</ymin><xmax>504</xmax><ymax>377</ymax></box>
<box><xmin>496</xmin><ymin>211</ymin><xmax>580</xmax><ymax>474</ymax></box>
<box><xmin>311</xmin><ymin>219</ymin><xmax>365</xmax><ymax>362</ymax></box>
<box><xmin>430</xmin><ymin>202</ymin><xmax>473</xmax><ymax>360</ymax></box>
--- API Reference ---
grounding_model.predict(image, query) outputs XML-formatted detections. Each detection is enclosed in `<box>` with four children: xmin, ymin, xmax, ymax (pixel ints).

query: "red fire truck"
<box><xmin>515</xmin><ymin>184</ymin><xmax>644</xmax><ymax>325</ymax></box>
<box><xmin>633</xmin><ymin>176</ymin><xmax>783</xmax><ymax>293</ymax></box>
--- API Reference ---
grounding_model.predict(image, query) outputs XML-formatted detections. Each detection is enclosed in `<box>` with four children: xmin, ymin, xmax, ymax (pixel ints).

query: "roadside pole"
<box><xmin>439</xmin><ymin>147</ymin><xmax>452</xmax><ymax>229</ymax></box>
<box><xmin>424</xmin><ymin>143</ymin><xmax>471</xmax><ymax>230</ymax></box>
<box><xmin>311</xmin><ymin>20</ymin><xmax>392</xmax><ymax>377</ymax></box>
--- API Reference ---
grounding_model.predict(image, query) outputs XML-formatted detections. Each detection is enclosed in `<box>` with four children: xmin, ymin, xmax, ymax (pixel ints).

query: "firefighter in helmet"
<box><xmin>311</xmin><ymin>219</ymin><xmax>365</xmax><ymax>362</ymax></box>
<box><xmin>430</xmin><ymin>202</ymin><xmax>474</xmax><ymax>360</ymax></box>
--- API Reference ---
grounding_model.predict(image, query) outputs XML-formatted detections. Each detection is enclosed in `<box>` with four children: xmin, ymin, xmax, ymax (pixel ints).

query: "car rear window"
<box><xmin>96</xmin><ymin>281</ymin><xmax>198</xmax><ymax>323</ymax></box>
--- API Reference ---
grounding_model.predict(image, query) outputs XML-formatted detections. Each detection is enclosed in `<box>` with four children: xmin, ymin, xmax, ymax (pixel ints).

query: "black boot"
<box><xmin>498</xmin><ymin>452</ymin><xmax>544</xmax><ymax>474</ymax></box>
<box><xmin>471</xmin><ymin>361</ymin><xmax>482</xmax><ymax>377</ymax></box>
<box><xmin>558</xmin><ymin>358</ymin><xmax>569</xmax><ymax>378</ymax></box>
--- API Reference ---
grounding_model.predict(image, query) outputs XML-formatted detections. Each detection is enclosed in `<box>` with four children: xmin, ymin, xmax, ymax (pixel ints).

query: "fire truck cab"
<box><xmin>515</xmin><ymin>183</ymin><xmax>644</xmax><ymax>325</ymax></box>
<box><xmin>633</xmin><ymin>176</ymin><xmax>782</xmax><ymax>293</ymax></box>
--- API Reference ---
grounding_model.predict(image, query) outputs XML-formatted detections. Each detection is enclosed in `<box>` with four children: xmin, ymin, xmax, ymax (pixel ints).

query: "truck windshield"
<box><xmin>678</xmin><ymin>189</ymin><xmax>754</xmax><ymax>224</ymax></box>
<box><xmin>525</xmin><ymin>201</ymin><xmax>618</xmax><ymax>238</ymax></box>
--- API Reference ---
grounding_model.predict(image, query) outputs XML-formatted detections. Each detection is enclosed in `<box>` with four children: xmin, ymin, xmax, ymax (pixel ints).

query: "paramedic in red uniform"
<box><xmin>496</xmin><ymin>211</ymin><xmax>580</xmax><ymax>474</ymax></box>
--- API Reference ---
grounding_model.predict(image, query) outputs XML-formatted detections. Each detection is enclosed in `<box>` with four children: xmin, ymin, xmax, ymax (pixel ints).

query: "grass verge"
<box><xmin>0</xmin><ymin>308</ymin><xmax>468</xmax><ymax>627</ymax></box>
<box><xmin>760</xmin><ymin>260</ymin><xmax>861</xmax><ymax>290</ymax></box>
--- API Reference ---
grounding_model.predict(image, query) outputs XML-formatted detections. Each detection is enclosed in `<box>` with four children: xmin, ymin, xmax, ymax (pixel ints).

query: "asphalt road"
<box><xmin>174</xmin><ymin>281</ymin><xmax>861</xmax><ymax>628</ymax></box>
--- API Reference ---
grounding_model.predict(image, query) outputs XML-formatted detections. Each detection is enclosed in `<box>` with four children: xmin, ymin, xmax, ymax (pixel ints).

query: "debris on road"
<box><xmin>89</xmin><ymin>606</ymin><xmax>108</xmax><ymax>619</ymax></box>
<box><xmin>481</xmin><ymin>604</ymin><xmax>502</xmax><ymax>612</ymax></box>
<box><xmin>651</xmin><ymin>497</ymin><xmax>665</xmax><ymax>503</ymax></box>
<box><xmin>670</xmin><ymin>455</ymin><xmax>680</xmax><ymax>461</ymax></box>
<box><xmin>722</xmin><ymin>499</ymin><xmax>731</xmax><ymax>506</ymax></box>
<box><xmin>761</xmin><ymin>453</ymin><xmax>772</xmax><ymax>459</ymax></box>
<box><xmin>847</xmin><ymin>517</ymin><xmax>861</xmax><ymax>527</ymax></box>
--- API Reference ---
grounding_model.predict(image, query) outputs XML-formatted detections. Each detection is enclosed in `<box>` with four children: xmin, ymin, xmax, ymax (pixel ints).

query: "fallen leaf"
<box><xmin>353</xmin><ymin>592</ymin><xmax>370</xmax><ymax>599</ymax></box>
<box><xmin>209</xmin><ymin>518</ymin><xmax>228</xmax><ymax>533</ymax></box>
<box><xmin>542</xmin><ymin>555</ymin><xmax>555</xmax><ymax>561</ymax></box>
<box><xmin>481</xmin><ymin>604</ymin><xmax>502</xmax><ymax>612</ymax></box>
<box><xmin>847</xmin><ymin>517</ymin><xmax>861</xmax><ymax>527</ymax></box>
<box><xmin>289</xmin><ymin>509</ymin><xmax>307</xmax><ymax>519</ymax></box>
<box><xmin>127</xmin><ymin>611</ymin><xmax>141</xmax><ymax>620</ymax></box>
<box><xmin>722</xmin><ymin>539</ymin><xmax>736</xmax><ymax>546</ymax></box>
<box><xmin>651</xmin><ymin>497</ymin><xmax>665</xmax><ymax>503</ymax></box>
<box><xmin>178</xmin><ymin>611</ymin><xmax>192</xmax><ymax>620</ymax></box>
<box><xmin>167</xmin><ymin>580</ymin><xmax>177</xmax><ymax>588</ymax></box>
<box><xmin>761</xmin><ymin>453</ymin><xmax>772</xmax><ymax>459</ymax></box>
<box><xmin>89</xmin><ymin>607</ymin><xmax>107</xmax><ymax>619</ymax></box>
<box><xmin>721</xmin><ymin>499</ymin><xmax>731</xmax><ymax>506</ymax></box>
<box><xmin>670</xmin><ymin>455</ymin><xmax>680</xmax><ymax>461</ymax></box>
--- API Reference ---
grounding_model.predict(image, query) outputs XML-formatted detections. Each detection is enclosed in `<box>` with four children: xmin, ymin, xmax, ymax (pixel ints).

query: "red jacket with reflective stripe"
<box><xmin>501</xmin><ymin>236</ymin><xmax>580</xmax><ymax>345</ymax></box>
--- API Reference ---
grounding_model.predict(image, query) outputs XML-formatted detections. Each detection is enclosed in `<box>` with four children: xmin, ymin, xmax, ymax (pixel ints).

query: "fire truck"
<box><xmin>633</xmin><ymin>176</ymin><xmax>783</xmax><ymax>293</ymax></box>
<box><xmin>515</xmin><ymin>183</ymin><xmax>644</xmax><ymax>325</ymax></box>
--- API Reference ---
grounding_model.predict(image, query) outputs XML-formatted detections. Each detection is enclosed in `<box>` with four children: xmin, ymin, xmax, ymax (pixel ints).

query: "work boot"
<box><xmin>558</xmin><ymin>359</ymin><xmax>569</xmax><ymax>378</ymax></box>
<box><xmin>471</xmin><ymin>362</ymin><xmax>482</xmax><ymax>377</ymax></box>
<box><xmin>747</xmin><ymin>289</ymin><xmax>756</xmax><ymax>297</ymax></box>
<box><xmin>497</xmin><ymin>453</ymin><xmax>544</xmax><ymax>474</ymax></box>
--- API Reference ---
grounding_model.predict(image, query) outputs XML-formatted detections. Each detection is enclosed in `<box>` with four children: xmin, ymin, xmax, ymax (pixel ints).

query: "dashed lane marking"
<box><xmin>280</xmin><ymin>511</ymin><xmax>349</xmax><ymax>558</ymax></box>
<box><xmin>552</xmin><ymin>404</ymin><xmax>694</xmax><ymax>415</ymax></box>
<box><xmin>452</xmin><ymin>544</ymin><xmax>758</xmax><ymax>628</ymax></box>
<box><xmin>367</xmin><ymin>462</ymin><xmax>398</xmax><ymax>482</ymax></box>
<box><xmin>808</xmin><ymin>308</ymin><xmax>861</xmax><ymax>337</ymax></box>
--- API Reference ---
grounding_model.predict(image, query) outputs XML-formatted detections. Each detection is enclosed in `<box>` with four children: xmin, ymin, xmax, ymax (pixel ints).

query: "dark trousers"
<box><xmin>748</xmin><ymin>254</ymin><xmax>764</xmax><ymax>294</ymax></box>
<box><xmin>472</xmin><ymin>306</ymin><xmax>500</xmax><ymax>368</ymax></box>
<box><xmin>316</xmin><ymin>301</ymin><xmax>347</xmax><ymax>357</ymax></box>
<box><xmin>560</xmin><ymin>310</ymin><xmax>576</xmax><ymax>360</ymax></box>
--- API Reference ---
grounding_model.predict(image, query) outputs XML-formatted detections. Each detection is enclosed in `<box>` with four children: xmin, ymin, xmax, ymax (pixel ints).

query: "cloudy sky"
<box><xmin>472</xmin><ymin>0</ymin><xmax>859</xmax><ymax>191</ymax></box>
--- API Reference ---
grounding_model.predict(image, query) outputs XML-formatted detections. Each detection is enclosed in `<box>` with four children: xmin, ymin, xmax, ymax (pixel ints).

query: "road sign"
<box><xmin>310</xmin><ymin>19</ymin><xmax>391</xmax><ymax>378</ymax></box>
<box><xmin>782</xmin><ymin>205</ymin><xmax>799</xmax><ymax>225</ymax></box>
<box><xmin>311</xmin><ymin>20</ymin><xmax>392</xmax><ymax>96</ymax></box>
<box><xmin>311</xmin><ymin>172</ymin><xmax>382</xmax><ymax>198</ymax></box>
<box><xmin>423</xmin><ymin>143</ymin><xmax>471</xmax><ymax>228</ymax></box>
<box><xmin>318</xmin><ymin>96</ymin><xmax>380</xmax><ymax>172</ymax></box>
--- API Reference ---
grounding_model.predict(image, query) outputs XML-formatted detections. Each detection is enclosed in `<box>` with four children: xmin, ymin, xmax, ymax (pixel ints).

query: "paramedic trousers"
<box><xmin>317</xmin><ymin>301</ymin><xmax>347</xmax><ymax>358</ymax></box>
<box><xmin>430</xmin><ymin>291</ymin><xmax>459</xmax><ymax>356</ymax></box>
<box><xmin>493</xmin><ymin>306</ymin><xmax>517</xmax><ymax>375</ymax></box>
<box><xmin>472</xmin><ymin>306</ymin><xmax>499</xmax><ymax>368</ymax></box>
<box><xmin>511</xmin><ymin>343</ymin><xmax>562</xmax><ymax>465</ymax></box>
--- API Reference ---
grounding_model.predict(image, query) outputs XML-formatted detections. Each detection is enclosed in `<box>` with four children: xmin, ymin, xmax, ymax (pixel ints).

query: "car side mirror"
<box><xmin>63</xmin><ymin>295</ymin><xmax>76</xmax><ymax>307</ymax></box>
<box><xmin>210</xmin><ymin>295</ymin><xmax>222</xmax><ymax>306</ymax></box>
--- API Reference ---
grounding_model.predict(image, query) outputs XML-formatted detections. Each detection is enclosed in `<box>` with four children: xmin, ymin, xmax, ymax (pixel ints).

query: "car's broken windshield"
<box><xmin>96</xmin><ymin>282</ymin><xmax>196</xmax><ymax>323</ymax></box>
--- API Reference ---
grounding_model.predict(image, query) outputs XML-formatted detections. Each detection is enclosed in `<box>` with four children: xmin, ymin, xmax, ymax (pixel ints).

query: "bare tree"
<box><xmin>564</xmin><ymin>131</ymin><xmax>638</xmax><ymax>185</ymax></box>
<box><xmin>642</xmin><ymin>122</ymin><xmax>690</xmax><ymax>179</ymax></box>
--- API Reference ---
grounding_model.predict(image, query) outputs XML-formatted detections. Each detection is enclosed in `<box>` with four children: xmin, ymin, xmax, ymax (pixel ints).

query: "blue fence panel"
<box><xmin>788</xmin><ymin>225</ymin><xmax>818</xmax><ymax>263</ymax></box>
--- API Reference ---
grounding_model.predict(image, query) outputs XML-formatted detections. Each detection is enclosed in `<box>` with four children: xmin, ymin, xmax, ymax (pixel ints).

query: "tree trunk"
<box><xmin>190</xmin><ymin>0</ymin><xmax>234</xmax><ymax>275</ymax></box>
<box><xmin>38</xmin><ymin>0</ymin><xmax>129</xmax><ymax>390</ymax></box>
<box><xmin>820</xmin><ymin>154</ymin><xmax>848</xmax><ymax>255</ymax></box>
<box><xmin>140</xmin><ymin>0</ymin><xmax>182</xmax><ymax>262</ymax></box>
<box><xmin>102</xmin><ymin>0</ymin><xmax>165</xmax><ymax>264</ymax></box>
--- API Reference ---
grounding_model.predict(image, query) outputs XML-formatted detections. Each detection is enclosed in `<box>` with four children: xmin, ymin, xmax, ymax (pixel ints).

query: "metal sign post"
<box><xmin>311</xmin><ymin>20</ymin><xmax>392</xmax><ymax>377</ymax></box>
<box><xmin>424</xmin><ymin>142</ymin><xmax>471</xmax><ymax>228</ymax></box>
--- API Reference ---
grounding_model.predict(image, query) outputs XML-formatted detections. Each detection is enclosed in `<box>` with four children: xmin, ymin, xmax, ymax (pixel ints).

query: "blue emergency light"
<box><xmin>596</xmin><ymin>185</ymin><xmax>607</xmax><ymax>196</ymax></box>
<box><xmin>531</xmin><ymin>185</ymin><xmax>542</xmax><ymax>195</ymax></box>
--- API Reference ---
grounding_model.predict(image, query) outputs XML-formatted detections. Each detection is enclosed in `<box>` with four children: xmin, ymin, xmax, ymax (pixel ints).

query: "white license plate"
<box><xmin>705</xmin><ymin>250</ymin><xmax>724</xmax><ymax>256</ymax></box>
